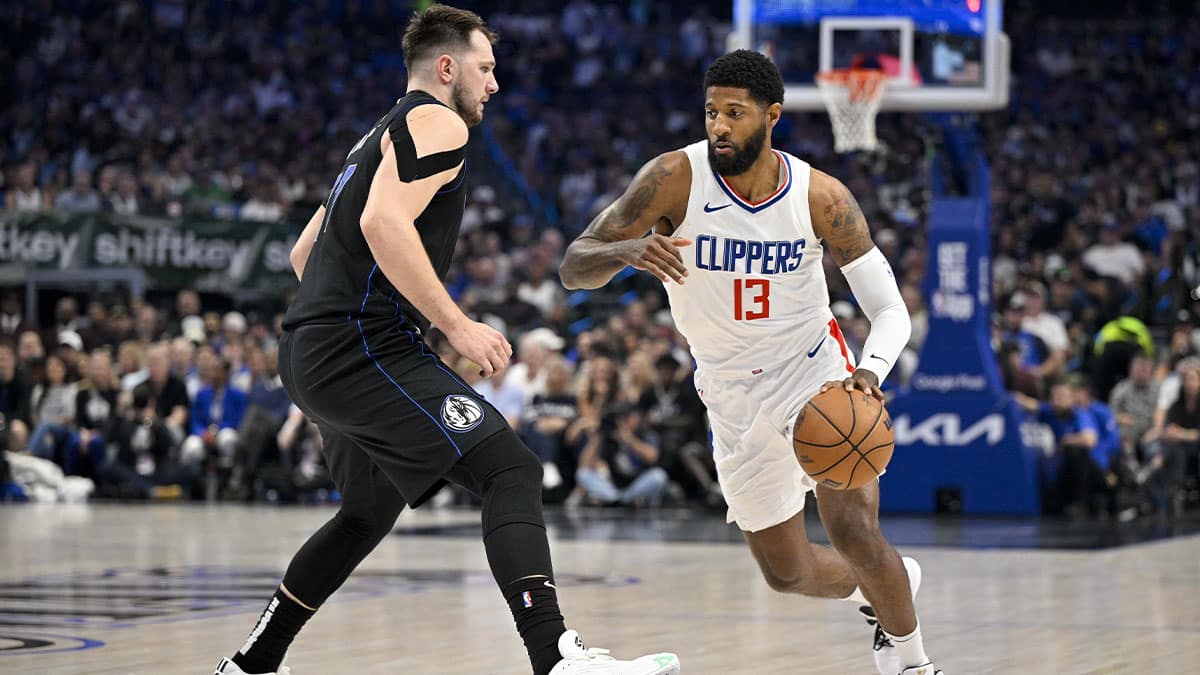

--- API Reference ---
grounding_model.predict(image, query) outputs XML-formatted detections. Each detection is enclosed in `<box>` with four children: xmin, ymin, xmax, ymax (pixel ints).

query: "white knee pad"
<box><xmin>216</xmin><ymin>428</ymin><xmax>239</xmax><ymax>457</ymax></box>
<box><xmin>180</xmin><ymin>435</ymin><xmax>206</xmax><ymax>464</ymax></box>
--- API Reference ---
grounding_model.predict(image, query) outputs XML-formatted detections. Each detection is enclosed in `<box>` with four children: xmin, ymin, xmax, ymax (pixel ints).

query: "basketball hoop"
<box><xmin>816</xmin><ymin>68</ymin><xmax>888</xmax><ymax>153</ymax></box>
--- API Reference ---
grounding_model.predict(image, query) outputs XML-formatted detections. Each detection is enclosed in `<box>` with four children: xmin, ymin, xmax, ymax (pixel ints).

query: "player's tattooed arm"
<box><xmin>809</xmin><ymin>169</ymin><xmax>875</xmax><ymax>267</ymax></box>
<box><xmin>560</xmin><ymin>151</ymin><xmax>692</xmax><ymax>289</ymax></box>
<box><xmin>811</xmin><ymin>169</ymin><xmax>906</xmax><ymax>401</ymax></box>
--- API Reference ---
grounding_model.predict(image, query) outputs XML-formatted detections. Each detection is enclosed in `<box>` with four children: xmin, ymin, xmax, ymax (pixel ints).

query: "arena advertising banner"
<box><xmin>0</xmin><ymin>211</ymin><xmax>299</xmax><ymax>295</ymax></box>
<box><xmin>884</xmin><ymin>195</ymin><xmax>1041</xmax><ymax>515</ymax></box>
<box><xmin>885</xmin><ymin>394</ymin><xmax>1041</xmax><ymax>514</ymax></box>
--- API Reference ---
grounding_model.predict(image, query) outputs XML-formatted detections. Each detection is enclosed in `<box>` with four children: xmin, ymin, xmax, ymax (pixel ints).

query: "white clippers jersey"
<box><xmin>664</xmin><ymin>140</ymin><xmax>838</xmax><ymax>376</ymax></box>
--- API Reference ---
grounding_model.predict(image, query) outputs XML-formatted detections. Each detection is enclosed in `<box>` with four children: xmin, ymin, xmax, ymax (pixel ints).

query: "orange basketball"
<box><xmin>793</xmin><ymin>387</ymin><xmax>894</xmax><ymax>490</ymax></box>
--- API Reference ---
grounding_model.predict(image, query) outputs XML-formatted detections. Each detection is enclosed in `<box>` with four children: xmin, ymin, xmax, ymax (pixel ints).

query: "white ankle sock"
<box><xmin>840</xmin><ymin>586</ymin><xmax>868</xmax><ymax>604</ymax></box>
<box><xmin>886</xmin><ymin>622</ymin><xmax>929</xmax><ymax>668</ymax></box>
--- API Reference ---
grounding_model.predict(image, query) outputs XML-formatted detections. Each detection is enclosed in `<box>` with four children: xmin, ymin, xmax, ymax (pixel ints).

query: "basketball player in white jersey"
<box><xmin>560</xmin><ymin>50</ymin><xmax>941</xmax><ymax>675</ymax></box>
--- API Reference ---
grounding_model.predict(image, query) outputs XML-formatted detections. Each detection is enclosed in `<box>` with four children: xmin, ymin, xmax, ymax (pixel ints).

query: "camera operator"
<box><xmin>98</xmin><ymin>387</ymin><xmax>199</xmax><ymax>498</ymax></box>
<box><xmin>573</xmin><ymin>402</ymin><xmax>669</xmax><ymax>508</ymax></box>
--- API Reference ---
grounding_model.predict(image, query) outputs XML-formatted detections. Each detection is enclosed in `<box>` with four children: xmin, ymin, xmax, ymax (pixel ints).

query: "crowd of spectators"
<box><xmin>0</xmin><ymin>290</ymin><xmax>326</xmax><ymax>502</ymax></box>
<box><xmin>980</xmin><ymin>7</ymin><xmax>1200</xmax><ymax>519</ymax></box>
<box><xmin>2</xmin><ymin>2</ymin><xmax>1199</xmax><ymax>515</ymax></box>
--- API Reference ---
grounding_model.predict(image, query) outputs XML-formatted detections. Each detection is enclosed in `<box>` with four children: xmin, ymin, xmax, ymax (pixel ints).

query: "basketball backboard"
<box><xmin>730</xmin><ymin>0</ymin><xmax>1010</xmax><ymax>111</ymax></box>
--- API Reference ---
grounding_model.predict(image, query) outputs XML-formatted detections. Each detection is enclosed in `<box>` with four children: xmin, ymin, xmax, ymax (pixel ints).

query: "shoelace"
<box><xmin>872</xmin><ymin>624</ymin><xmax>894</xmax><ymax>652</ymax></box>
<box><xmin>580</xmin><ymin>647</ymin><xmax>615</xmax><ymax>661</ymax></box>
<box><xmin>860</xmin><ymin>605</ymin><xmax>894</xmax><ymax>653</ymax></box>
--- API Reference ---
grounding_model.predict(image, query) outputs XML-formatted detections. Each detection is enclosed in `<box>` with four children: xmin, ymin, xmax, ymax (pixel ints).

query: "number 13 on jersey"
<box><xmin>733</xmin><ymin>278</ymin><xmax>770</xmax><ymax>320</ymax></box>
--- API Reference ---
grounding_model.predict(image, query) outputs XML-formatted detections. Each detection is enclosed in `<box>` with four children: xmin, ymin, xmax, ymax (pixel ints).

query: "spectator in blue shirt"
<box><xmin>1015</xmin><ymin>378</ymin><xmax>1101</xmax><ymax>517</ymax></box>
<box><xmin>1073</xmin><ymin>376</ymin><xmax>1123</xmax><ymax>515</ymax></box>
<box><xmin>1074</xmin><ymin>379</ymin><xmax>1121</xmax><ymax>471</ymax></box>
<box><xmin>999</xmin><ymin>296</ymin><xmax>1051</xmax><ymax>382</ymax></box>
<box><xmin>181</xmin><ymin>358</ymin><xmax>247</xmax><ymax>471</ymax></box>
<box><xmin>224</xmin><ymin>346</ymin><xmax>291</xmax><ymax>500</ymax></box>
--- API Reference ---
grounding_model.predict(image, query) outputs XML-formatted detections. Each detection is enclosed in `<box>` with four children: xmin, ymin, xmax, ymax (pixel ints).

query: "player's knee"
<box><xmin>824</xmin><ymin>512</ymin><xmax>885</xmax><ymax>561</ymax></box>
<box><xmin>826</xmin><ymin>509</ymin><xmax>876</xmax><ymax>538</ymax></box>
<box><xmin>334</xmin><ymin>503</ymin><xmax>398</xmax><ymax>541</ymax></box>
<box><xmin>333</xmin><ymin>509</ymin><xmax>375</xmax><ymax>539</ymax></box>
<box><xmin>759</xmin><ymin>561</ymin><xmax>809</xmax><ymax>595</ymax></box>
<box><xmin>474</xmin><ymin>435</ymin><xmax>545</xmax><ymax>535</ymax></box>
<box><xmin>510</xmin><ymin>449</ymin><xmax>544</xmax><ymax>487</ymax></box>
<box><xmin>760</xmin><ymin>567</ymin><xmax>796</xmax><ymax>593</ymax></box>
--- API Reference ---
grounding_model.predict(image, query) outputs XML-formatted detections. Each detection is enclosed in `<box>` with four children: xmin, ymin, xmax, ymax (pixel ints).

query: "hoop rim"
<box><xmin>815</xmin><ymin>68</ymin><xmax>886</xmax><ymax>152</ymax></box>
<box><xmin>815</xmin><ymin>67</ymin><xmax>888</xmax><ymax>87</ymax></box>
<box><xmin>815</xmin><ymin>67</ymin><xmax>888</xmax><ymax>80</ymax></box>
<box><xmin>816</xmin><ymin>67</ymin><xmax>888</xmax><ymax>104</ymax></box>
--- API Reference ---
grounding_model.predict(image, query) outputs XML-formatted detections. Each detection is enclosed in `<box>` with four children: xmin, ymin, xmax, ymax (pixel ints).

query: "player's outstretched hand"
<box><xmin>819</xmin><ymin>369</ymin><xmax>884</xmax><ymax>401</ymax></box>
<box><xmin>616</xmin><ymin>234</ymin><xmax>692</xmax><ymax>284</ymax></box>
<box><xmin>445</xmin><ymin>318</ymin><xmax>512</xmax><ymax>378</ymax></box>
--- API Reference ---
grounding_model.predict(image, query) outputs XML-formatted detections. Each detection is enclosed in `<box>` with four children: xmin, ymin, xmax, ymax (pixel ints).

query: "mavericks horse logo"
<box><xmin>441</xmin><ymin>395</ymin><xmax>484</xmax><ymax>433</ymax></box>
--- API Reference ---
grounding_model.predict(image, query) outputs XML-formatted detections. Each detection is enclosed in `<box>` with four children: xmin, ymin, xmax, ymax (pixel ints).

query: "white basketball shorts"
<box><xmin>695</xmin><ymin>322</ymin><xmax>859</xmax><ymax>533</ymax></box>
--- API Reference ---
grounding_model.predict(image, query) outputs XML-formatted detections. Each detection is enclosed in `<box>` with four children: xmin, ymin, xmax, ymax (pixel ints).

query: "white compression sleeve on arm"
<box><xmin>839</xmin><ymin>246</ymin><xmax>911</xmax><ymax>382</ymax></box>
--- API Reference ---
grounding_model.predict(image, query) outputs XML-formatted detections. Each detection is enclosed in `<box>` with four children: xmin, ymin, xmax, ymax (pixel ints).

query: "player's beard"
<box><xmin>452</xmin><ymin>80</ymin><xmax>483</xmax><ymax>128</ymax></box>
<box><xmin>708</xmin><ymin>121</ymin><xmax>767</xmax><ymax>177</ymax></box>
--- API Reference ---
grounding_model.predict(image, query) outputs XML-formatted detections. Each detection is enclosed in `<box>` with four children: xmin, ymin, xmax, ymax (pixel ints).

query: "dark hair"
<box><xmin>703</xmin><ymin>49</ymin><xmax>785</xmax><ymax>107</ymax></box>
<box><xmin>654</xmin><ymin>354</ymin><xmax>678</xmax><ymax>371</ymax></box>
<box><xmin>1066</xmin><ymin>373</ymin><xmax>1094</xmax><ymax>395</ymax></box>
<box><xmin>402</xmin><ymin>4</ymin><xmax>498</xmax><ymax>70</ymax></box>
<box><xmin>599</xmin><ymin>401</ymin><xmax>635</xmax><ymax>434</ymax></box>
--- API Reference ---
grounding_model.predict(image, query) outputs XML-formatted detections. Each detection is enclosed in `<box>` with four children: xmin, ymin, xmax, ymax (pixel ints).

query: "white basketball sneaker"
<box><xmin>212</xmin><ymin>657</ymin><xmax>291</xmax><ymax>675</ymax></box>
<box><xmin>549</xmin><ymin>629</ymin><xmax>680</xmax><ymax>674</ymax></box>
<box><xmin>899</xmin><ymin>665</ymin><xmax>943</xmax><ymax>675</ymax></box>
<box><xmin>860</xmin><ymin>556</ymin><xmax>922</xmax><ymax>675</ymax></box>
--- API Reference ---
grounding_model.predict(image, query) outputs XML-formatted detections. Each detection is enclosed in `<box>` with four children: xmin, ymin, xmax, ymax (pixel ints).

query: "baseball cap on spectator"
<box><xmin>222</xmin><ymin>311</ymin><xmax>247</xmax><ymax>334</ymax></box>
<box><xmin>58</xmin><ymin>330</ymin><xmax>84</xmax><ymax>352</ymax></box>
<box><xmin>653</xmin><ymin>309</ymin><xmax>676</xmax><ymax>327</ymax></box>
<box><xmin>524</xmin><ymin>327</ymin><xmax>565</xmax><ymax>351</ymax></box>
<box><xmin>1043</xmin><ymin>253</ymin><xmax>1065</xmax><ymax>279</ymax></box>
<box><xmin>654</xmin><ymin>354</ymin><xmax>679</xmax><ymax>372</ymax></box>
<box><xmin>182</xmin><ymin>315</ymin><xmax>207</xmax><ymax>343</ymax></box>
<box><xmin>472</xmin><ymin>185</ymin><xmax>496</xmax><ymax>203</ymax></box>
<box><xmin>1175</xmin><ymin>309</ymin><xmax>1197</xmax><ymax>335</ymax></box>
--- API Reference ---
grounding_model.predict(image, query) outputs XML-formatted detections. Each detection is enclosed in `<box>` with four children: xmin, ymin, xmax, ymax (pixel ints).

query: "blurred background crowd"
<box><xmin>1</xmin><ymin>0</ymin><xmax>1198</xmax><ymax>518</ymax></box>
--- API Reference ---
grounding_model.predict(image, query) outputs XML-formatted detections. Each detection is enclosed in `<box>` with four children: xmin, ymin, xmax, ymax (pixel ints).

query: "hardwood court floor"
<box><xmin>1</xmin><ymin>503</ymin><xmax>1197</xmax><ymax>674</ymax></box>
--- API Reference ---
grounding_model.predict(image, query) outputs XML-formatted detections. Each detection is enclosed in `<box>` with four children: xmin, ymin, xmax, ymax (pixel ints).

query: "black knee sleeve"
<box><xmin>332</xmin><ymin>504</ymin><xmax>394</xmax><ymax>540</ymax></box>
<box><xmin>461</xmin><ymin>432</ymin><xmax>546</xmax><ymax>536</ymax></box>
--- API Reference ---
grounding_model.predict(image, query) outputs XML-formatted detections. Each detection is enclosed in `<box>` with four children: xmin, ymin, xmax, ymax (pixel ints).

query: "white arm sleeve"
<box><xmin>839</xmin><ymin>247</ymin><xmax>911</xmax><ymax>383</ymax></box>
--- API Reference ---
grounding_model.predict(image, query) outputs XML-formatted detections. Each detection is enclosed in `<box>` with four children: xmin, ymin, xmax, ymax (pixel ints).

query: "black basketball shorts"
<box><xmin>279</xmin><ymin>320</ymin><xmax>509</xmax><ymax>507</ymax></box>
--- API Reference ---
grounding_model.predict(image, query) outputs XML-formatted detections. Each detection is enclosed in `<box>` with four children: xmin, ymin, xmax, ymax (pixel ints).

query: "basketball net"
<box><xmin>816</xmin><ymin>69</ymin><xmax>888</xmax><ymax>153</ymax></box>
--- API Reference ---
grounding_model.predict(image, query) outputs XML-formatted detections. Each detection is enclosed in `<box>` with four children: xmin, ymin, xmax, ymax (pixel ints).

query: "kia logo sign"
<box><xmin>894</xmin><ymin>413</ymin><xmax>1005</xmax><ymax>446</ymax></box>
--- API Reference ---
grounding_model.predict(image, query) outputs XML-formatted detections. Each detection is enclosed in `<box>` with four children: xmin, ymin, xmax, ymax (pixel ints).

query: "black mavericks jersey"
<box><xmin>283</xmin><ymin>91</ymin><xmax>467</xmax><ymax>336</ymax></box>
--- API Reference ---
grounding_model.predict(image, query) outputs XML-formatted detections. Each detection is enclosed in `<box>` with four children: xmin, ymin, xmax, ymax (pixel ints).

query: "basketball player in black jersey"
<box><xmin>214</xmin><ymin>6</ymin><xmax>678</xmax><ymax>675</ymax></box>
